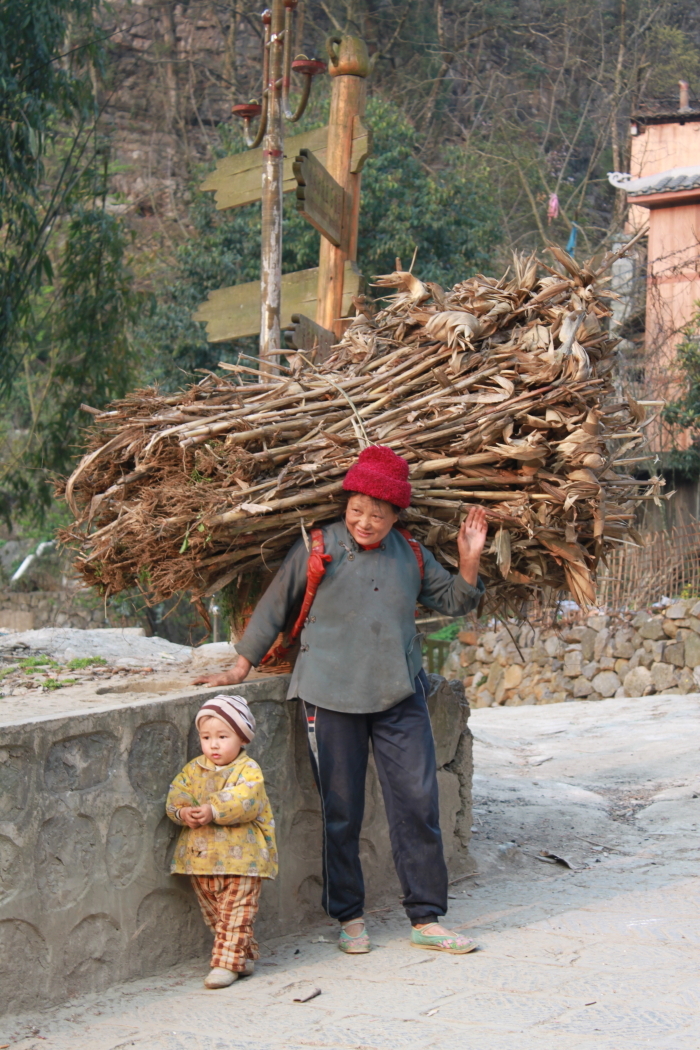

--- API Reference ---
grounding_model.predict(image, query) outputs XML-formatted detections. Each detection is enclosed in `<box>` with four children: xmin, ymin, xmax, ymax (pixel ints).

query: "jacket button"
<box><xmin>381</xmin><ymin>544</ymin><xmax>386</xmax><ymax>550</ymax></box>
<box><xmin>310</xmin><ymin>616</ymin><xmax>316</xmax><ymax>623</ymax></box>
<box><xmin>348</xmin><ymin>553</ymin><xmax>355</xmax><ymax>561</ymax></box>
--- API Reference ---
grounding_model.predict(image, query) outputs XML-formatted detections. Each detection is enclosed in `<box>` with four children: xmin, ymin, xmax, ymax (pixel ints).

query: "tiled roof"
<box><xmin>607</xmin><ymin>165</ymin><xmax>700</xmax><ymax>196</ymax></box>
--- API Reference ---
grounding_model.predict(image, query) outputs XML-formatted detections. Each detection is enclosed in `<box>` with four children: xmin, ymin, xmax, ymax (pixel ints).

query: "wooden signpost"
<box><xmin>193</xmin><ymin>261</ymin><xmax>361</xmax><ymax>343</ymax></box>
<box><xmin>194</xmin><ymin>32</ymin><xmax>371</xmax><ymax>355</ymax></box>
<box><xmin>293</xmin><ymin>148</ymin><xmax>346</xmax><ymax>247</ymax></box>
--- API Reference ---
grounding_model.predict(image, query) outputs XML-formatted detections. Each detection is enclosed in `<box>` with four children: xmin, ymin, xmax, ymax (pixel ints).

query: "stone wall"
<box><xmin>0</xmin><ymin>590</ymin><xmax>111</xmax><ymax>633</ymax></box>
<box><xmin>441</xmin><ymin>599</ymin><xmax>700</xmax><ymax>706</ymax></box>
<box><xmin>0</xmin><ymin>674</ymin><xmax>471</xmax><ymax>1016</ymax></box>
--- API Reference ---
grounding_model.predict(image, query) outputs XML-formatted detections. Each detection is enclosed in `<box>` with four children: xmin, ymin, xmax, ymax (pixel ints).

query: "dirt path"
<box><xmin>4</xmin><ymin>694</ymin><xmax>700</xmax><ymax>1050</ymax></box>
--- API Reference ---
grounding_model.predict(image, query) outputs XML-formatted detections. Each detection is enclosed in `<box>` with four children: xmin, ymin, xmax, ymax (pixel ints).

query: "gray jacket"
<box><xmin>236</xmin><ymin>520</ymin><xmax>484</xmax><ymax>714</ymax></box>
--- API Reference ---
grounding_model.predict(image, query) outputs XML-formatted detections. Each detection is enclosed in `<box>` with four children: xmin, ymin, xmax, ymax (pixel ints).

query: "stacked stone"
<box><xmin>440</xmin><ymin>599</ymin><xmax>700</xmax><ymax>706</ymax></box>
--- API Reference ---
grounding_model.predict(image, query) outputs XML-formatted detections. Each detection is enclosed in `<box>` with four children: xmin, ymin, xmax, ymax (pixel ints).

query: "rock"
<box><xmin>563</xmin><ymin>649</ymin><xmax>583</xmax><ymax>677</ymax></box>
<box><xmin>441</xmin><ymin>651</ymin><xmax>462</xmax><ymax>676</ymax></box>
<box><xmin>587</xmin><ymin>614</ymin><xmax>609</xmax><ymax>632</ymax></box>
<box><xmin>582</xmin><ymin>660</ymin><xmax>599</xmax><ymax>680</ymax></box>
<box><xmin>0</xmin><ymin>626</ymin><xmax>187</xmax><ymax>669</ymax></box>
<box><xmin>481</xmin><ymin>631</ymin><xmax>499</xmax><ymax>652</ymax></box>
<box><xmin>594</xmin><ymin>628</ymin><xmax>612</xmax><ymax>661</ymax></box>
<box><xmin>644</xmin><ymin>639</ymin><xmax>666</xmax><ymax>661</ymax></box>
<box><xmin>572</xmin><ymin>676</ymin><xmax>594</xmax><ymax>697</ymax></box>
<box><xmin>474</xmin><ymin>689</ymin><xmax>494</xmax><ymax>707</ymax></box>
<box><xmin>638</xmin><ymin>618</ymin><xmax>666</xmax><ymax>641</ymax></box>
<box><xmin>628</xmin><ymin>649</ymin><xmax>641</xmax><ymax>670</ymax></box>
<box><xmin>551</xmin><ymin>672</ymin><xmax>570</xmax><ymax>694</ymax></box>
<box><xmin>676</xmin><ymin>668</ymin><xmax>696</xmax><ymax>694</ymax></box>
<box><xmin>690</xmin><ymin>600</ymin><xmax>700</xmax><ymax>618</ymax></box>
<box><xmin>592</xmin><ymin>670</ymin><xmax>621</xmax><ymax>697</ymax></box>
<box><xmin>632</xmin><ymin>611</ymin><xmax>650</xmax><ymax>628</ymax></box>
<box><xmin>544</xmin><ymin>635</ymin><xmax>564</xmax><ymax>659</ymax></box>
<box><xmin>518</xmin><ymin>624</ymin><xmax>536</xmax><ymax>647</ymax></box>
<box><xmin>651</xmin><ymin>662</ymin><xmax>677</xmax><ymax>693</ymax></box>
<box><xmin>599</xmin><ymin>656</ymin><xmax>616</xmax><ymax>671</ymax></box>
<box><xmin>503</xmin><ymin>665</ymin><xmax>523</xmax><ymax>690</ymax></box>
<box><xmin>579</xmin><ymin>628</ymin><xmax>597</xmax><ymax>662</ymax></box>
<box><xmin>623</xmin><ymin>665</ymin><xmax>652</xmax><ymax>697</ymax></box>
<box><xmin>663</xmin><ymin>620</ymin><xmax>679</xmax><ymax>639</ymax></box>
<box><xmin>459</xmin><ymin>646</ymin><xmax>478</xmax><ymax>667</ymax></box>
<box><xmin>665</xmin><ymin>601</ymin><xmax>690</xmax><ymax>619</ymax></box>
<box><xmin>688</xmin><ymin>616</ymin><xmax>700</xmax><ymax>635</ymax></box>
<box><xmin>683</xmin><ymin>632</ymin><xmax>700</xmax><ymax>668</ymax></box>
<box><xmin>486</xmin><ymin>663</ymin><xmax>504</xmax><ymax>694</ymax></box>
<box><xmin>664</xmin><ymin>640</ymin><xmax>685</xmax><ymax>668</ymax></box>
<box><xmin>614</xmin><ymin>658</ymin><xmax>630</xmax><ymax>678</ymax></box>
<box><xmin>612</xmin><ymin>637</ymin><xmax>635</xmax><ymax>659</ymax></box>
<box><xmin>614</xmin><ymin>686</ymin><xmax>626</xmax><ymax>697</ymax></box>
<box><xmin>562</xmin><ymin>627</ymin><xmax>585</xmax><ymax>642</ymax></box>
<box><xmin>457</xmin><ymin>630</ymin><xmax>478</xmax><ymax>645</ymax></box>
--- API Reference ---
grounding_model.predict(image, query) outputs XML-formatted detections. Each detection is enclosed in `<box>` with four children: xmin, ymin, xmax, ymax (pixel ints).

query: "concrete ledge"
<box><xmin>0</xmin><ymin>674</ymin><xmax>472</xmax><ymax>1015</ymax></box>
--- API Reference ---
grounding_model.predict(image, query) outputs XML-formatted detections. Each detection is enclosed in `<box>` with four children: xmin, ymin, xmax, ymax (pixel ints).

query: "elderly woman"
<box><xmin>196</xmin><ymin>445</ymin><xmax>487</xmax><ymax>955</ymax></box>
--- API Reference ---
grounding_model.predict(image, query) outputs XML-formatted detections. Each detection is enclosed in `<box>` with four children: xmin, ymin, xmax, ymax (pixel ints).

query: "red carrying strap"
<box><xmin>289</xmin><ymin>529</ymin><xmax>332</xmax><ymax>639</ymax></box>
<box><xmin>260</xmin><ymin>528</ymin><xmax>330</xmax><ymax>665</ymax></box>
<box><xmin>396</xmin><ymin>527</ymin><xmax>424</xmax><ymax>579</ymax></box>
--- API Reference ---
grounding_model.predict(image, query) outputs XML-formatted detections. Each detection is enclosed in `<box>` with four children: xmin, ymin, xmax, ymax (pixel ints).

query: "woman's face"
<box><xmin>345</xmin><ymin>493</ymin><xmax>398</xmax><ymax>546</ymax></box>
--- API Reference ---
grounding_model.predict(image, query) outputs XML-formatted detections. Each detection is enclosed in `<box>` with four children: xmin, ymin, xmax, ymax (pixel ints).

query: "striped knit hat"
<box><xmin>195</xmin><ymin>694</ymin><xmax>256</xmax><ymax>744</ymax></box>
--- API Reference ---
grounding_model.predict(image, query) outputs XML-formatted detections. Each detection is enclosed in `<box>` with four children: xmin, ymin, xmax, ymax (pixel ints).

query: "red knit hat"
<box><xmin>342</xmin><ymin>446</ymin><xmax>412</xmax><ymax>508</ymax></box>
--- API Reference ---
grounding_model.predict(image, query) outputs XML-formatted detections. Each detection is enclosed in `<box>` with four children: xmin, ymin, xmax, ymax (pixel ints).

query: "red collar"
<box><xmin>358</xmin><ymin>541</ymin><xmax>382</xmax><ymax>550</ymax></box>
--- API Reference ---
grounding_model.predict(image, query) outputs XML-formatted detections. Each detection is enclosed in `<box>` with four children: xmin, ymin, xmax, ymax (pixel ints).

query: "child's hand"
<box><xmin>178</xmin><ymin>806</ymin><xmax>202</xmax><ymax>828</ymax></box>
<box><xmin>190</xmin><ymin>804</ymin><xmax>214</xmax><ymax>826</ymax></box>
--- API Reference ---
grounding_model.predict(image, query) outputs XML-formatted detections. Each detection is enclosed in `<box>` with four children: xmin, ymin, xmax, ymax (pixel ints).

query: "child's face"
<box><xmin>198</xmin><ymin>716</ymin><xmax>243</xmax><ymax>766</ymax></box>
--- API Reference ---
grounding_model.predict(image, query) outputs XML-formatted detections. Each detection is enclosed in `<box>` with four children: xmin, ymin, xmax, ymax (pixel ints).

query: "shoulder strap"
<box><xmin>396</xmin><ymin>527</ymin><xmax>424</xmax><ymax>580</ymax></box>
<box><xmin>259</xmin><ymin>528</ymin><xmax>331</xmax><ymax>665</ymax></box>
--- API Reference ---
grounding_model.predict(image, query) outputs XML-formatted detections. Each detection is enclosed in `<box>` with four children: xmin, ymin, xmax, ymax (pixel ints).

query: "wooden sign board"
<box><xmin>200</xmin><ymin>118</ymin><xmax>371</xmax><ymax>212</ymax></box>
<box><xmin>287</xmin><ymin>313</ymin><xmax>336</xmax><ymax>363</ymax></box>
<box><xmin>193</xmin><ymin>261</ymin><xmax>361</xmax><ymax>343</ymax></box>
<box><xmin>293</xmin><ymin>149</ymin><xmax>346</xmax><ymax>247</ymax></box>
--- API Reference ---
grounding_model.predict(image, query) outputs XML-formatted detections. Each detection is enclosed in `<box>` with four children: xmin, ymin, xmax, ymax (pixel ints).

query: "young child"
<box><xmin>166</xmin><ymin>694</ymin><xmax>278</xmax><ymax>988</ymax></box>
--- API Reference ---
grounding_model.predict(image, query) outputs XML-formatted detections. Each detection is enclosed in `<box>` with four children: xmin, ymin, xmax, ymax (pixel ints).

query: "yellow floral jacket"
<box><xmin>165</xmin><ymin>753</ymin><xmax>278</xmax><ymax>878</ymax></box>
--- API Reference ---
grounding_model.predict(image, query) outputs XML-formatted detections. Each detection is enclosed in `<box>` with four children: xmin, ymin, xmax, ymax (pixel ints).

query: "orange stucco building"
<box><xmin>609</xmin><ymin>90</ymin><xmax>700</xmax><ymax>452</ymax></box>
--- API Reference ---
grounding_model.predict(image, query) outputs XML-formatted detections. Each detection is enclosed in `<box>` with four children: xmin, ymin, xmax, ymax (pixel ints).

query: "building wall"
<box><xmin>0</xmin><ymin>674</ymin><xmax>472</xmax><ymax>1016</ymax></box>
<box><xmin>624</xmin><ymin>119</ymin><xmax>700</xmax><ymax>452</ymax></box>
<box><xmin>628</xmin><ymin>120</ymin><xmax>700</xmax><ymax>229</ymax></box>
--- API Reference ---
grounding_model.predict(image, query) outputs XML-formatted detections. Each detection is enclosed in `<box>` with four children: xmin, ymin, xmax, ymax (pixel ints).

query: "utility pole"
<box><xmin>230</xmin><ymin>0</ymin><xmax>325</xmax><ymax>369</ymax></box>
<box><xmin>259</xmin><ymin>3</ymin><xmax>284</xmax><ymax>368</ymax></box>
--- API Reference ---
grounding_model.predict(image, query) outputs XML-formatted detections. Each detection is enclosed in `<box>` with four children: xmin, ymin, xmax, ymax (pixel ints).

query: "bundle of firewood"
<box><xmin>60</xmin><ymin>247</ymin><xmax>665</xmax><ymax>619</ymax></box>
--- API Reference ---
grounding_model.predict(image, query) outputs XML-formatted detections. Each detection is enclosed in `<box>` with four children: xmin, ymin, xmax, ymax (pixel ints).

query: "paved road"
<box><xmin>4</xmin><ymin>694</ymin><xmax>700</xmax><ymax>1050</ymax></box>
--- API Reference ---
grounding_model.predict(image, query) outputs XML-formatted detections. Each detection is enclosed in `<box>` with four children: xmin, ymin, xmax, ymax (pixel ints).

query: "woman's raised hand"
<box><xmin>457</xmin><ymin>505</ymin><xmax>488</xmax><ymax>585</ymax></box>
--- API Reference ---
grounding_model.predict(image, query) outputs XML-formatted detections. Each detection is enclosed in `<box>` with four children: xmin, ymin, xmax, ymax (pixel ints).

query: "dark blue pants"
<box><xmin>303</xmin><ymin>670</ymin><xmax>448</xmax><ymax>924</ymax></box>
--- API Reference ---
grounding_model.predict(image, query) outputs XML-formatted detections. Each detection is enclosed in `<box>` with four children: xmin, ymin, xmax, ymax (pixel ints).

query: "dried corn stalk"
<box><xmin>60</xmin><ymin>246</ymin><xmax>666</xmax><ymax>617</ymax></box>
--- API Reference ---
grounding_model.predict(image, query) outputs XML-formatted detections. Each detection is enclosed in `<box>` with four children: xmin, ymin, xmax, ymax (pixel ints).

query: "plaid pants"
<box><xmin>191</xmin><ymin>874</ymin><xmax>262</xmax><ymax>972</ymax></box>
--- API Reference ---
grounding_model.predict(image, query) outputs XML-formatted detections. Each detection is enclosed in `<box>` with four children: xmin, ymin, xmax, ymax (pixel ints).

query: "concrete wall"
<box><xmin>0</xmin><ymin>674</ymin><xmax>472</xmax><ymax>1016</ymax></box>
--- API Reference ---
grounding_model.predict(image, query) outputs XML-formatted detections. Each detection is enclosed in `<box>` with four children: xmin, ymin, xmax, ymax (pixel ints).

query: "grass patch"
<box><xmin>427</xmin><ymin>619</ymin><xmax>465</xmax><ymax>642</ymax></box>
<box><xmin>44</xmin><ymin>678</ymin><xmax>77</xmax><ymax>690</ymax></box>
<box><xmin>66</xmin><ymin>656</ymin><xmax>108</xmax><ymax>670</ymax></box>
<box><xmin>20</xmin><ymin>655</ymin><xmax>60</xmax><ymax>672</ymax></box>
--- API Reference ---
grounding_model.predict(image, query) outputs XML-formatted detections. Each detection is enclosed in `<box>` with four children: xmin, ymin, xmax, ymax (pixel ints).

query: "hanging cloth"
<box><xmin>565</xmin><ymin>223</ymin><xmax>579</xmax><ymax>255</ymax></box>
<box><xmin>547</xmin><ymin>193</ymin><xmax>559</xmax><ymax>224</ymax></box>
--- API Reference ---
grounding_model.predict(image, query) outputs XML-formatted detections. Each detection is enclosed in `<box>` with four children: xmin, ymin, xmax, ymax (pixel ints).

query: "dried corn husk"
<box><xmin>59</xmin><ymin>248</ymin><xmax>665</xmax><ymax>618</ymax></box>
